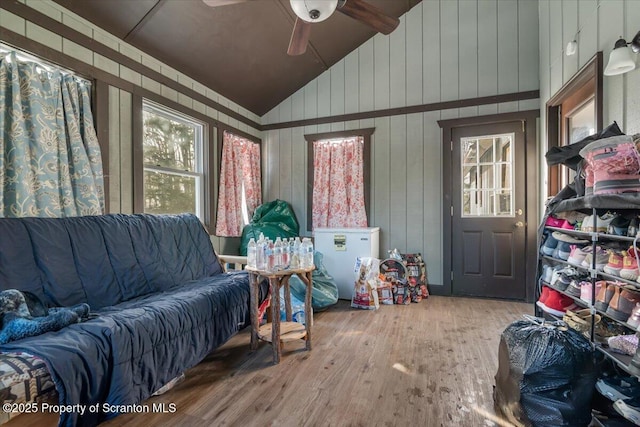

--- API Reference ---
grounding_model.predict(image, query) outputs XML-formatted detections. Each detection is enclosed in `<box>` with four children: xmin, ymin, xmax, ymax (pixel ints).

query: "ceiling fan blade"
<box><xmin>337</xmin><ymin>0</ymin><xmax>399</xmax><ymax>35</ymax></box>
<box><xmin>202</xmin><ymin>0</ymin><xmax>250</xmax><ymax>7</ymax></box>
<box><xmin>287</xmin><ymin>18</ymin><xmax>312</xmax><ymax>56</ymax></box>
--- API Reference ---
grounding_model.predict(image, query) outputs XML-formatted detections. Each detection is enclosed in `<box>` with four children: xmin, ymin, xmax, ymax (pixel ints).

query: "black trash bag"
<box><xmin>240</xmin><ymin>200</ymin><xmax>300</xmax><ymax>255</ymax></box>
<box><xmin>494</xmin><ymin>316</ymin><xmax>597</xmax><ymax>427</ymax></box>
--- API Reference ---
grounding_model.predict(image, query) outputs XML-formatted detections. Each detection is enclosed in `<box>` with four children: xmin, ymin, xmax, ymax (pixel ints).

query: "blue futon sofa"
<box><xmin>0</xmin><ymin>213</ymin><xmax>264</xmax><ymax>426</ymax></box>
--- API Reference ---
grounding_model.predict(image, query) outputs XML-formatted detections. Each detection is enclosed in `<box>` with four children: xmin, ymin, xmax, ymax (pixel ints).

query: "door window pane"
<box><xmin>461</xmin><ymin>133</ymin><xmax>514</xmax><ymax>217</ymax></box>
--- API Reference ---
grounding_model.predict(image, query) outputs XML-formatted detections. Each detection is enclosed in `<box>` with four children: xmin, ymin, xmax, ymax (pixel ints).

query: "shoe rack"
<box><xmin>537</xmin><ymin>194</ymin><xmax>640</xmax><ymax>378</ymax></box>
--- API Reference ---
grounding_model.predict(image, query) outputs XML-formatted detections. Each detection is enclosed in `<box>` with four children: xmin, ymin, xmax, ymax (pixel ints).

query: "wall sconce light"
<box><xmin>604</xmin><ymin>31</ymin><xmax>640</xmax><ymax>76</ymax></box>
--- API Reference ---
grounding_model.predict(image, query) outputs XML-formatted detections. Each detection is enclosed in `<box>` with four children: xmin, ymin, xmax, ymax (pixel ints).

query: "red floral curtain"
<box><xmin>312</xmin><ymin>136</ymin><xmax>367</xmax><ymax>229</ymax></box>
<box><xmin>215</xmin><ymin>131</ymin><xmax>261</xmax><ymax>236</ymax></box>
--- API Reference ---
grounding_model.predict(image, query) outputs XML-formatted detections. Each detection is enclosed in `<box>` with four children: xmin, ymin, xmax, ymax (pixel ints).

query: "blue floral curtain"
<box><xmin>0</xmin><ymin>52</ymin><xmax>104</xmax><ymax>218</ymax></box>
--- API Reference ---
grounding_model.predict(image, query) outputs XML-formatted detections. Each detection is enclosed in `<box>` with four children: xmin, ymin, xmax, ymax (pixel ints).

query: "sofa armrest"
<box><xmin>218</xmin><ymin>254</ymin><xmax>248</xmax><ymax>271</ymax></box>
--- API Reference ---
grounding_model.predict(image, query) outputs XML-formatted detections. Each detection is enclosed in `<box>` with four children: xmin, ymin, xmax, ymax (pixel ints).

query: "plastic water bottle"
<box><xmin>274</xmin><ymin>237</ymin><xmax>283</xmax><ymax>270</ymax></box>
<box><xmin>266</xmin><ymin>239</ymin><xmax>275</xmax><ymax>271</ymax></box>
<box><xmin>247</xmin><ymin>238</ymin><xmax>257</xmax><ymax>268</ymax></box>
<box><xmin>282</xmin><ymin>237</ymin><xmax>291</xmax><ymax>269</ymax></box>
<box><xmin>257</xmin><ymin>235</ymin><xmax>266</xmax><ymax>270</ymax></box>
<box><xmin>292</xmin><ymin>237</ymin><xmax>301</xmax><ymax>269</ymax></box>
<box><xmin>301</xmin><ymin>238</ymin><xmax>313</xmax><ymax>268</ymax></box>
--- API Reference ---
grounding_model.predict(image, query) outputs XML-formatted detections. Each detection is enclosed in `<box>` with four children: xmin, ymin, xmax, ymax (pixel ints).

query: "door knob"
<box><xmin>515</xmin><ymin>221</ymin><xmax>524</xmax><ymax>228</ymax></box>
<box><xmin>516</xmin><ymin>209</ymin><xmax>523</xmax><ymax>216</ymax></box>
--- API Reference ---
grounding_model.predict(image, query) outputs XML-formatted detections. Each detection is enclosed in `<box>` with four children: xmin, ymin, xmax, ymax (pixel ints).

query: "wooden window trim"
<box><xmin>546</xmin><ymin>52</ymin><xmax>603</xmax><ymax>196</ymax></box>
<box><xmin>304</xmin><ymin>128</ymin><xmax>375</xmax><ymax>232</ymax></box>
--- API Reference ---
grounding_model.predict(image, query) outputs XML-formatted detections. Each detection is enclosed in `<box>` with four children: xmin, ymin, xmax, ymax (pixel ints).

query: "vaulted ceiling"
<box><xmin>53</xmin><ymin>0</ymin><xmax>422</xmax><ymax>117</ymax></box>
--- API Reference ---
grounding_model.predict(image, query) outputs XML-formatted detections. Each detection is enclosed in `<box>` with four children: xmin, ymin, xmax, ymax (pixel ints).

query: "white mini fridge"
<box><xmin>313</xmin><ymin>227</ymin><xmax>380</xmax><ymax>300</ymax></box>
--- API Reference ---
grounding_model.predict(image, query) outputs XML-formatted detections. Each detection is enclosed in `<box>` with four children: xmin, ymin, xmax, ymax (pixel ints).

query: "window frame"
<box><xmin>546</xmin><ymin>52</ymin><xmax>603</xmax><ymax>196</ymax></box>
<box><xmin>141</xmin><ymin>99</ymin><xmax>206</xmax><ymax>220</ymax></box>
<box><xmin>304</xmin><ymin>128</ymin><xmax>374</xmax><ymax>232</ymax></box>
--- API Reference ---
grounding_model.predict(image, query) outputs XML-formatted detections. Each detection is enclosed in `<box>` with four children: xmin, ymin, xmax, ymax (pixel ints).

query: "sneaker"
<box><xmin>605</xmin><ymin>250</ymin><xmax>625</xmax><ymax>276</ymax></box>
<box><xmin>609</xmin><ymin>215</ymin><xmax>632</xmax><ymax>236</ymax></box>
<box><xmin>581</xmin><ymin>280</ymin><xmax>604</xmax><ymax>304</ymax></box>
<box><xmin>536</xmin><ymin>286</ymin><xmax>551</xmax><ymax>311</ymax></box>
<box><xmin>566</xmin><ymin>280</ymin><xmax>589</xmax><ymax>298</ymax></box>
<box><xmin>541</xmin><ymin>264</ymin><xmax>559</xmax><ymax>284</ymax></box>
<box><xmin>540</xmin><ymin>289</ymin><xmax>578</xmax><ymax>317</ymax></box>
<box><xmin>581</xmin><ymin>246</ymin><xmax>609</xmax><ymax>271</ymax></box>
<box><xmin>596</xmin><ymin>282</ymin><xmax>621</xmax><ymax>312</ymax></box>
<box><xmin>555</xmin><ymin>268</ymin><xmax>580</xmax><ymax>291</ymax></box>
<box><xmin>628</xmin><ymin>303</ymin><xmax>640</xmax><ymax>329</ymax></box>
<box><xmin>614</xmin><ymin>397</ymin><xmax>640</xmax><ymax>425</ymax></box>
<box><xmin>597</xmin><ymin>376</ymin><xmax>640</xmax><ymax>401</ymax></box>
<box><xmin>545</xmin><ymin>216</ymin><xmax>565</xmax><ymax>228</ymax></box>
<box><xmin>607</xmin><ymin>287</ymin><xmax>640</xmax><ymax>322</ymax></box>
<box><xmin>567</xmin><ymin>245</ymin><xmax>589</xmax><ymax>266</ymax></box>
<box><xmin>581</xmin><ymin>213</ymin><xmax>616</xmax><ymax>233</ymax></box>
<box><xmin>551</xmin><ymin>232</ymin><xmax>588</xmax><ymax>260</ymax></box>
<box><xmin>621</xmin><ymin>247</ymin><xmax>640</xmax><ymax>280</ymax></box>
<box><xmin>608</xmin><ymin>334</ymin><xmax>640</xmax><ymax>356</ymax></box>
<box><xmin>541</xmin><ymin>233</ymin><xmax>559</xmax><ymax>256</ymax></box>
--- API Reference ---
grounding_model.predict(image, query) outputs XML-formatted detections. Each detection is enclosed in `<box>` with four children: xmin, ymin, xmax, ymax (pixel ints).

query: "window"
<box><xmin>305</xmin><ymin>129</ymin><xmax>374</xmax><ymax>231</ymax></box>
<box><xmin>142</xmin><ymin>102</ymin><xmax>204</xmax><ymax>218</ymax></box>
<box><xmin>461</xmin><ymin>134</ymin><xmax>514</xmax><ymax>217</ymax></box>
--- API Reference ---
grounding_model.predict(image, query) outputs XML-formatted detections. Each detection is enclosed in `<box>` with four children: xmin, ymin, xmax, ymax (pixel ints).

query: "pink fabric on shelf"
<box><xmin>215</xmin><ymin>131</ymin><xmax>262</xmax><ymax>236</ymax></box>
<box><xmin>312</xmin><ymin>136</ymin><xmax>367</xmax><ymax>229</ymax></box>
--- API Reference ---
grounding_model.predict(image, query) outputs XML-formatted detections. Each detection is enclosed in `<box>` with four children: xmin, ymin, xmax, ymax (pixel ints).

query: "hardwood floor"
<box><xmin>8</xmin><ymin>296</ymin><xmax>531</xmax><ymax>427</ymax></box>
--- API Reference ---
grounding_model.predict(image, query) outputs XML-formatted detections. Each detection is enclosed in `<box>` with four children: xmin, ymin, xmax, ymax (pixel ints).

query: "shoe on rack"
<box><xmin>581</xmin><ymin>213</ymin><xmax>616</xmax><ymax>233</ymax></box>
<box><xmin>608</xmin><ymin>334</ymin><xmax>640</xmax><ymax>356</ymax></box>
<box><xmin>597</xmin><ymin>376</ymin><xmax>640</xmax><ymax>402</ymax></box>
<box><xmin>536</xmin><ymin>286</ymin><xmax>551</xmax><ymax>311</ymax></box>
<box><xmin>566</xmin><ymin>280</ymin><xmax>588</xmax><ymax>298</ymax></box>
<box><xmin>581</xmin><ymin>246</ymin><xmax>610</xmax><ymax>271</ymax></box>
<box><xmin>551</xmin><ymin>232</ymin><xmax>588</xmax><ymax>260</ymax></box>
<box><xmin>621</xmin><ymin>247</ymin><xmax>640</xmax><ymax>281</ymax></box>
<box><xmin>555</xmin><ymin>268</ymin><xmax>580</xmax><ymax>291</ymax></box>
<box><xmin>596</xmin><ymin>281</ymin><xmax>622</xmax><ymax>312</ymax></box>
<box><xmin>609</xmin><ymin>215</ymin><xmax>632</xmax><ymax>236</ymax></box>
<box><xmin>539</xmin><ymin>289</ymin><xmax>578</xmax><ymax>317</ymax></box>
<box><xmin>581</xmin><ymin>280</ymin><xmax>604</xmax><ymax>304</ymax></box>
<box><xmin>541</xmin><ymin>264</ymin><xmax>561</xmax><ymax>284</ymax></box>
<box><xmin>628</xmin><ymin>303</ymin><xmax>640</xmax><ymax>329</ymax></box>
<box><xmin>605</xmin><ymin>250</ymin><xmax>625</xmax><ymax>276</ymax></box>
<box><xmin>567</xmin><ymin>245</ymin><xmax>589</xmax><ymax>266</ymax></box>
<box><xmin>540</xmin><ymin>232</ymin><xmax>559</xmax><ymax>256</ymax></box>
<box><xmin>613</xmin><ymin>397</ymin><xmax>640</xmax><ymax>426</ymax></box>
<box><xmin>606</xmin><ymin>287</ymin><xmax>640</xmax><ymax>322</ymax></box>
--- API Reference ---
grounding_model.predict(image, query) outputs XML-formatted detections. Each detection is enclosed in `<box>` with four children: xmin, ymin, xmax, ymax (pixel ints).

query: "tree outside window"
<box><xmin>142</xmin><ymin>102</ymin><xmax>204</xmax><ymax>218</ymax></box>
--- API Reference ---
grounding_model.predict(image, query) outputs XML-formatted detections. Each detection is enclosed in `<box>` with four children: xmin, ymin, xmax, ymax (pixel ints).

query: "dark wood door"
<box><xmin>451</xmin><ymin>122</ymin><xmax>526</xmax><ymax>299</ymax></box>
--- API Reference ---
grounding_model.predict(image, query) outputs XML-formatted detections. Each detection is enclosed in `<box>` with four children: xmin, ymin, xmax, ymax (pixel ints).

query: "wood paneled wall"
<box><xmin>538</xmin><ymin>0</ymin><xmax>640</xmax><ymax>201</ymax></box>
<box><xmin>261</xmin><ymin>0</ymin><xmax>540</xmax><ymax>288</ymax></box>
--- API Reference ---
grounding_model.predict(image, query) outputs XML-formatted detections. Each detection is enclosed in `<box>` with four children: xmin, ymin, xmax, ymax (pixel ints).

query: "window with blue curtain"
<box><xmin>0</xmin><ymin>50</ymin><xmax>104</xmax><ymax>218</ymax></box>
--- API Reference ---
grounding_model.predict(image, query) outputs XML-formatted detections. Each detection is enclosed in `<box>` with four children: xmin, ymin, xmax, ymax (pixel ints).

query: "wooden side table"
<box><xmin>247</xmin><ymin>266</ymin><xmax>314</xmax><ymax>364</ymax></box>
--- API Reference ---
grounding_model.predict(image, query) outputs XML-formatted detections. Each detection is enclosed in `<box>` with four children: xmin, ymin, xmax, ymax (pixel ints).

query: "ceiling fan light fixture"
<box><xmin>290</xmin><ymin>0</ymin><xmax>338</xmax><ymax>23</ymax></box>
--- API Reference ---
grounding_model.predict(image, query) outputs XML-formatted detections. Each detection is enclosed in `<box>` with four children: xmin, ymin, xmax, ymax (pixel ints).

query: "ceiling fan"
<box><xmin>202</xmin><ymin>0</ymin><xmax>400</xmax><ymax>56</ymax></box>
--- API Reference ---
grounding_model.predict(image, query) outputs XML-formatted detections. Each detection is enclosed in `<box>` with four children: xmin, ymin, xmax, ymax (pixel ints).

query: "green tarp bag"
<box><xmin>239</xmin><ymin>200</ymin><xmax>299</xmax><ymax>256</ymax></box>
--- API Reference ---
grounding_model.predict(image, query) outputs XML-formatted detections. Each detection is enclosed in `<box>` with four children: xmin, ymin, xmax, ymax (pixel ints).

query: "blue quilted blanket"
<box><xmin>0</xmin><ymin>214</ymin><xmax>263</xmax><ymax>426</ymax></box>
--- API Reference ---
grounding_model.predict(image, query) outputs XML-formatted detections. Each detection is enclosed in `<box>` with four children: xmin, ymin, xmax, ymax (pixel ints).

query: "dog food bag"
<box><xmin>351</xmin><ymin>257</ymin><xmax>380</xmax><ymax>310</ymax></box>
